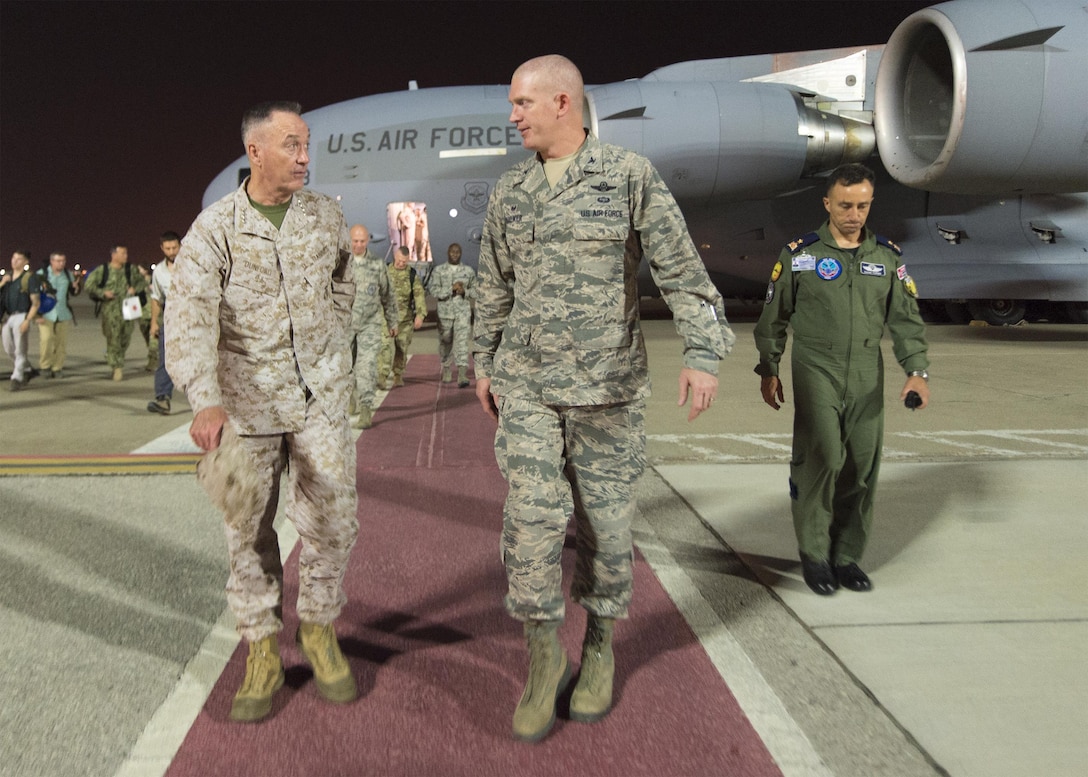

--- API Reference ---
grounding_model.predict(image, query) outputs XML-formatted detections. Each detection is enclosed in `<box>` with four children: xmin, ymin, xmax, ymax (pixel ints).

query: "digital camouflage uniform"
<box><xmin>753</xmin><ymin>222</ymin><xmax>928</xmax><ymax>567</ymax></box>
<box><xmin>350</xmin><ymin>249</ymin><xmax>399</xmax><ymax>410</ymax></box>
<box><xmin>166</xmin><ymin>181</ymin><xmax>358</xmax><ymax>642</ymax></box>
<box><xmin>138</xmin><ymin>279</ymin><xmax>158</xmax><ymax>372</ymax></box>
<box><xmin>84</xmin><ymin>262</ymin><xmax>148</xmax><ymax>370</ymax></box>
<box><xmin>378</xmin><ymin>263</ymin><xmax>427</xmax><ymax>384</ymax></box>
<box><xmin>427</xmin><ymin>260</ymin><xmax>476</xmax><ymax>371</ymax></box>
<box><xmin>474</xmin><ymin>135</ymin><xmax>735</xmax><ymax>623</ymax></box>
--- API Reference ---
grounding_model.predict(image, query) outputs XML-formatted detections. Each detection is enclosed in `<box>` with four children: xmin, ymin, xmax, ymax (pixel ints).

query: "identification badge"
<box><xmin>860</xmin><ymin>262</ymin><xmax>886</xmax><ymax>277</ymax></box>
<box><xmin>792</xmin><ymin>253</ymin><xmax>816</xmax><ymax>272</ymax></box>
<box><xmin>770</xmin><ymin>261</ymin><xmax>783</xmax><ymax>282</ymax></box>
<box><xmin>817</xmin><ymin>257</ymin><xmax>842</xmax><ymax>280</ymax></box>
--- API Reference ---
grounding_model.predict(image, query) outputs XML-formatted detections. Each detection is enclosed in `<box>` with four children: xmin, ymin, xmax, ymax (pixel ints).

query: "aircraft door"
<box><xmin>387</xmin><ymin>201</ymin><xmax>434</xmax><ymax>264</ymax></box>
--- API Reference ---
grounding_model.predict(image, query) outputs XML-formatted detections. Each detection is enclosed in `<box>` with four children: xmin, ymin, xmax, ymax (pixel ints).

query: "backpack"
<box><xmin>20</xmin><ymin>272</ymin><xmax>56</xmax><ymax>315</ymax></box>
<box><xmin>93</xmin><ymin>263</ymin><xmax>145</xmax><ymax>317</ymax></box>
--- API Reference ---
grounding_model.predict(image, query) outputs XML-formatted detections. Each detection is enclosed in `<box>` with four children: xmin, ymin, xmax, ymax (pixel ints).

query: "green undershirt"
<box><xmin>248</xmin><ymin>196</ymin><xmax>291</xmax><ymax>229</ymax></box>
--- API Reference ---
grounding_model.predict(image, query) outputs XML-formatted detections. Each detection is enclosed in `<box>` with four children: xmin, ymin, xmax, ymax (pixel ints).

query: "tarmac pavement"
<box><xmin>1</xmin><ymin>294</ymin><xmax>1086</xmax><ymax>776</ymax></box>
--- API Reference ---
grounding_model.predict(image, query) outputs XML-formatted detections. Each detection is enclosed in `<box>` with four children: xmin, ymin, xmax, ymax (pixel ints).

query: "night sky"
<box><xmin>1</xmin><ymin>0</ymin><xmax>932</xmax><ymax>272</ymax></box>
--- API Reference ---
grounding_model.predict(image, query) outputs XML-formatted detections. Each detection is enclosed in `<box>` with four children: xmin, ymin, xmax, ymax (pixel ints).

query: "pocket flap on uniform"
<box><xmin>573</xmin><ymin>324</ymin><xmax>630</xmax><ymax>349</ymax></box>
<box><xmin>572</xmin><ymin>224</ymin><xmax>629</xmax><ymax>241</ymax></box>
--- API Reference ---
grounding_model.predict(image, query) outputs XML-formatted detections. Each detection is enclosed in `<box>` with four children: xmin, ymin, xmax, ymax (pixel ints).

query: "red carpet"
<box><xmin>166</xmin><ymin>355</ymin><xmax>782</xmax><ymax>777</ymax></box>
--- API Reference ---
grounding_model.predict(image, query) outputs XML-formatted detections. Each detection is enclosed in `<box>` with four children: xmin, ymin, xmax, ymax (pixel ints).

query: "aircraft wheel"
<box><xmin>967</xmin><ymin>299</ymin><xmax>1027</xmax><ymax>326</ymax></box>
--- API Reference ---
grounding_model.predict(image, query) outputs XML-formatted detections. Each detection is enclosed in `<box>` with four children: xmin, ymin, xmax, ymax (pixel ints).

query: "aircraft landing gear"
<box><xmin>967</xmin><ymin>299</ymin><xmax>1027</xmax><ymax>326</ymax></box>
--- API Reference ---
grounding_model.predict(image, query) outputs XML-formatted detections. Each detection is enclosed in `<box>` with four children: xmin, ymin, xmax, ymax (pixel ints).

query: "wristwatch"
<box><xmin>908</xmin><ymin>370</ymin><xmax>929</xmax><ymax>381</ymax></box>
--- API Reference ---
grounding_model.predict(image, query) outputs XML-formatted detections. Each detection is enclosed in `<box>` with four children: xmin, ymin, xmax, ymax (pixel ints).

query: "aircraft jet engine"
<box><xmin>587</xmin><ymin>81</ymin><xmax>875</xmax><ymax>203</ymax></box>
<box><xmin>875</xmin><ymin>0</ymin><xmax>1088</xmax><ymax>195</ymax></box>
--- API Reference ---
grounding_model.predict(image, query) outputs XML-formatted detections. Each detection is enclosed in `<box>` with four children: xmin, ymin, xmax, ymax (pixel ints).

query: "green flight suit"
<box><xmin>753</xmin><ymin>222</ymin><xmax>928</xmax><ymax>566</ymax></box>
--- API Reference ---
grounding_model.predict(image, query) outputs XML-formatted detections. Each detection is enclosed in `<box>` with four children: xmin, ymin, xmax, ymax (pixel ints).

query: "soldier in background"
<box><xmin>473</xmin><ymin>55</ymin><xmax>735</xmax><ymax>743</ymax></box>
<box><xmin>1</xmin><ymin>250</ymin><xmax>42</xmax><ymax>390</ymax></box>
<box><xmin>136</xmin><ymin>265</ymin><xmax>158</xmax><ymax>373</ymax></box>
<box><xmin>166</xmin><ymin>101</ymin><xmax>359</xmax><ymax>723</ymax></box>
<box><xmin>348</xmin><ymin>224</ymin><xmax>398</xmax><ymax>428</ymax></box>
<box><xmin>426</xmin><ymin>242</ymin><xmax>475</xmax><ymax>387</ymax></box>
<box><xmin>84</xmin><ymin>245</ymin><xmax>147</xmax><ymax>381</ymax></box>
<box><xmin>754</xmin><ymin>162</ymin><xmax>930</xmax><ymax>596</ymax></box>
<box><xmin>37</xmin><ymin>251</ymin><xmax>82</xmax><ymax>379</ymax></box>
<box><xmin>146</xmin><ymin>231</ymin><xmax>181</xmax><ymax>415</ymax></box>
<box><xmin>378</xmin><ymin>245</ymin><xmax>426</xmax><ymax>388</ymax></box>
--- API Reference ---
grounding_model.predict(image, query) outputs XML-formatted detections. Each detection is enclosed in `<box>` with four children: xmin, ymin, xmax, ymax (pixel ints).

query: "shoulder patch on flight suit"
<box><xmin>786</xmin><ymin>232</ymin><xmax>820</xmax><ymax>254</ymax></box>
<box><xmin>769</xmin><ymin>261</ymin><xmax>783</xmax><ymax>282</ymax></box>
<box><xmin>764</xmin><ymin>281</ymin><xmax>775</xmax><ymax>304</ymax></box>
<box><xmin>876</xmin><ymin>235</ymin><xmax>903</xmax><ymax>255</ymax></box>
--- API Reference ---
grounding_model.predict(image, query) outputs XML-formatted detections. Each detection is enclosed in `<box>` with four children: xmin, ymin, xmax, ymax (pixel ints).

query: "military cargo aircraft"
<box><xmin>203</xmin><ymin>0</ymin><xmax>1087</xmax><ymax>325</ymax></box>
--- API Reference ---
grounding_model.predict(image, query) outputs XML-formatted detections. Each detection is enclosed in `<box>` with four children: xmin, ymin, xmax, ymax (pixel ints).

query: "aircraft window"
<box><xmin>387</xmin><ymin>201</ymin><xmax>433</xmax><ymax>263</ymax></box>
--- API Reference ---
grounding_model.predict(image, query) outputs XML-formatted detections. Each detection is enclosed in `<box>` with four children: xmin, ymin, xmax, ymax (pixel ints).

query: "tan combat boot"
<box><xmin>230</xmin><ymin>635</ymin><xmax>285</xmax><ymax>722</ymax></box>
<box><xmin>297</xmin><ymin>622</ymin><xmax>358</xmax><ymax>703</ymax></box>
<box><xmin>512</xmin><ymin>620</ymin><xmax>571</xmax><ymax>742</ymax></box>
<box><xmin>456</xmin><ymin>366</ymin><xmax>470</xmax><ymax>388</ymax></box>
<box><xmin>112</xmin><ymin>367</ymin><xmax>123</xmax><ymax>381</ymax></box>
<box><xmin>441</xmin><ymin>364</ymin><xmax>452</xmax><ymax>383</ymax></box>
<box><xmin>352</xmin><ymin>406</ymin><xmax>373</xmax><ymax>429</ymax></box>
<box><xmin>569</xmin><ymin>616</ymin><xmax>615</xmax><ymax>723</ymax></box>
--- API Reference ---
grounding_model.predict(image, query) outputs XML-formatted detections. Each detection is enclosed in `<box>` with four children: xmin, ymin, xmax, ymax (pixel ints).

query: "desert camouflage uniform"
<box><xmin>427</xmin><ymin>260</ymin><xmax>476</xmax><ymax>370</ymax></box>
<box><xmin>350</xmin><ymin>249</ymin><xmax>398</xmax><ymax>410</ymax></box>
<box><xmin>166</xmin><ymin>181</ymin><xmax>358</xmax><ymax>641</ymax></box>
<box><xmin>474</xmin><ymin>134</ymin><xmax>735</xmax><ymax>623</ymax></box>
<box><xmin>85</xmin><ymin>263</ymin><xmax>148</xmax><ymax>370</ymax></box>
<box><xmin>378</xmin><ymin>263</ymin><xmax>427</xmax><ymax>383</ymax></box>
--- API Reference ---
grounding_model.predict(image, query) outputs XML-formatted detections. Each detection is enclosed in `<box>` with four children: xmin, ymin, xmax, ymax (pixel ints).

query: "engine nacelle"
<box><xmin>875</xmin><ymin>0</ymin><xmax>1088</xmax><ymax>194</ymax></box>
<box><xmin>587</xmin><ymin>80</ymin><xmax>873</xmax><ymax>203</ymax></box>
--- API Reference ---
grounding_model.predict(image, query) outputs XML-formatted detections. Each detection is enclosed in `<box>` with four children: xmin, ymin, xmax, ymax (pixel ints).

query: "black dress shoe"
<box><xmin>834</xmin><ymin>563</ymin><xmax>872</xmax><ymax>592</ymax></box>
<box><xmin>801</xmin><ymin>557</ymin><xmax>839</xmax><ymax>596</ymax></box>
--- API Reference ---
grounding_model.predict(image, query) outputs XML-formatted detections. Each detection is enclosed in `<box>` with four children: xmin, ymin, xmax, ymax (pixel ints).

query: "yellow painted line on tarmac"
<box><xmin>0</xmin><ymin>453</ymin><xmax>203</xmax><ymax>477</ymax></box>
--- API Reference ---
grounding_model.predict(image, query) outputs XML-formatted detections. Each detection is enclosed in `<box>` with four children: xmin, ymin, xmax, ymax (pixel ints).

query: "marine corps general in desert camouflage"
<box><xmin>166</xmin><ymin>101</ymin><xmax>359</xmax><ymax>723</ymax></box>
<box><xmin>473</xmin><ymin>55</ymin><xmax>735</xmax><ymax>743</ymax></box>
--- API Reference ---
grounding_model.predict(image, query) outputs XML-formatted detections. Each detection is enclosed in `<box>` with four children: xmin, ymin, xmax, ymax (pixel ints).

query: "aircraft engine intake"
<box><xmin>587</xmin><ymin>81</ymin><xmax>874</xmax><ymax>204</ymax></box>
<box><xmin>874</xmin><ymin>0</ymin><xmax>1088</xmax><ymax>195</ymax></box>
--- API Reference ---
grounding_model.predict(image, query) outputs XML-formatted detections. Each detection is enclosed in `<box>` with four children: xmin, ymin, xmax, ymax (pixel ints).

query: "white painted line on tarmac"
<box><xmin>113</xmin><ymin>371</ymin><xmax>413</xmax><ymax>777</ymax></box>
<box><xmin>649</xmin><ymin>429</ymin><xmax>1088</xmax><ymax>462</ymax></box>
<box><xmin>116</xmin><ymin>519</ymin><xmax>300</xmax><ymax>777</ymax></box>
<box><xmin>634</xmin><ymin>517</ymin><xmax>832</xmax><ymax>777</ymax></box>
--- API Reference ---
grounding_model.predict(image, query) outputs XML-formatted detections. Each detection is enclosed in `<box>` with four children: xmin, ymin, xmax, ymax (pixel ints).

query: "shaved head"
<box><xmin>512</xmin><ymin>55</ymin><xmax>584</xmax><ymax>114</ymax></box>
<box><xmin>508</xmin><ymin>54</ymin><xmax>587</xmax><ymax>158</ymax></box>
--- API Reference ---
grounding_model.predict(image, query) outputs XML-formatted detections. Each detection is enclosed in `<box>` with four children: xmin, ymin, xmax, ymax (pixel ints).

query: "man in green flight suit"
<box><xmin>754</xmin><ymin>163</ymin><xmax>931</xmax><ymax>596</ymax></box>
